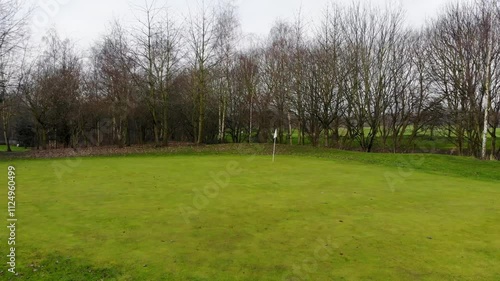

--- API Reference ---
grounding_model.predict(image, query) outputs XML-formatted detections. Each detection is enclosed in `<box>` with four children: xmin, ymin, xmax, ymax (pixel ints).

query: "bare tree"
<box><xmin>0</xmin><ymin>0</ymin><xmax>29</xmax><ymax>151</ymax></box>
<box><xmin>187</xmin><ymin>1</ymin><xmax>217</xmax><ymax>144</ymax></box>
<box><xmin>382</xmin><ymin>28</ymin><xmax>414</xmax><ymax>152</ymax></box>
<box><xmin>263</xmin><ymin>20</ymin><xmax>293</xmax><ymax>144</ymax></box>
<box><xmin>213</xmin><ymin>1</ymin><xmax>239</xmax><ymax>143</ymax></box>
<box><xmin>289</xmin><ymin>11</ymin><xmax>309</xmax><ymax>145</ymax></box>
<box><xmin>94</xmin><ymin>23</ymin><xmax>137</xmax><ymax>148</ymax></box>
<box><xmin>131</xmin><ymin>1</ymin><xmax>181</xmax><ymax>146</ymax></box>
<box><xmin>240</xmin><ymin>50</ymin><xmax>260</xmax><ymax>143</ymax></box>
<box><xmin>428</xmin><ymin>1</ymin><xmax>497</xmax><ymax>157</ymax></box>
<box><xmin>20</xmin><ymin>30</ymin><xmax>83</xmax><ymax>149</ymax></box>
<box><xmin>312</xmin><ymin>4</ymin><xmax>344</xmax><ymax>147</ymax></box>
<box><xmin>340</xmin><ymin>4</ymin><xmax>405</xmax><ymax>152</ymax></box>
<box><xmin>0</xmin><ymin>0</ymin><xmax>29</xmax><ymax>57</ymax></box>
<box><xmin>489</xmin><ymin>2</ymin><xmax>500</xmax><ymax>159</ymax></box>
<box><xmin>479</xmin><ymin>0</ymin><xmax>497</xmax><ymax>159</ymax></box>
<box><xmin>0</xmin><ymin>54</ymin><xmax>19</xmax><ymax>151</ymax></box>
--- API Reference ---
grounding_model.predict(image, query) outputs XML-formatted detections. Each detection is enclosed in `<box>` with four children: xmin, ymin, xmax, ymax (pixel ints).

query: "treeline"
<box><xmin>1</xmin><ymin>0</ymin><xmax>499</xmax><ymax>159</ymax></box>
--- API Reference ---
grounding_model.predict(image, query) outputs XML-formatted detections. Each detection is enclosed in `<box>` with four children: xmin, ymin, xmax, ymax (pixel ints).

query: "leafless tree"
<box><xmin>94</xmin><ymin>23</ymin><xmax>137</xmax><ymax>148</ymax></box>
<box><xmin>212</xmin><ymin>1</ymin><xmax>239</xmax><ymax>143</ymax></box>
<box><xmin>20</xmin><ymin>30</ymin><xmax>82</xmax><ymax>149</ymax></box>
<box><xmin>263</xmin><ymin>20</ymin><xmax>294</xmax><ymax>144</ymax></box>
<box><xmin>187</xmin><ymin>0</ymin><xmax>217</xmax><ymax>144</ymax></box>
<box><xmin>340</xmin><ymin>4</ymin><xmax>405</xmax><ymax>152</ymax></box>
<box><xmin>311</xmin><ymin>4</ymin><xmax>344</xmax><ymax>147</ymax></box>
<box><xmin>131</xmin><ymin>0</ymin><xmax>181</xmax><ymax>146</ymax></box>
<box><xmin>0</xmin><ymin>0</ymin><xmax>30</xmax><ymax>151</ymax></box>
<box><xmin>428</xmin><ymin>0</ymin><xmax>498</xmax><ymax>157</ymax></box>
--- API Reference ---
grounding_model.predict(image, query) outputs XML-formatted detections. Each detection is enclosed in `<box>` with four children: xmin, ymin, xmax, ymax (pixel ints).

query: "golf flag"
<box><xmin>272</xmin><ymin>129</ymin><xmax>277</xmax><ymax>162</ymax></box>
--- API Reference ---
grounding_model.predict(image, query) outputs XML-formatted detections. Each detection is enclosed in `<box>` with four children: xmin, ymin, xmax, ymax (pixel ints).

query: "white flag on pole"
<box><xmin>272</xmin><ymin>129</ymin><xmax>277</xmax><ymax>162</ymax></box>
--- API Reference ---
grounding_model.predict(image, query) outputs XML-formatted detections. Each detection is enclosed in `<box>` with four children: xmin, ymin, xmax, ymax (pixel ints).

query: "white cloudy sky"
<box><xmin>27</xmin><ymin>0</ymin><xmax>467</xmax><ymax>49</ymax></box>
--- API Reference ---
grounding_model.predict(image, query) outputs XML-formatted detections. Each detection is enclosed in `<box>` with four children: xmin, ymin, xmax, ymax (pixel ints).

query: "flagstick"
<box><xmin>272</xmin><ymin>136</ymin><xmax>276</xmax><ymax>162</ymax></box>
<box><xmin>272</xmin><ymin>129</ymin><xmax>277</xmax><ymax>162</ymax></box>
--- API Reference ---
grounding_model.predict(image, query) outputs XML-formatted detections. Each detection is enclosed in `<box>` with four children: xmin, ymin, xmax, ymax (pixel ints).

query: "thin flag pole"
<box><xmin>272</xmin><ymin>129</ymin><xmax>277</xmax><ymax>162</ymax></box>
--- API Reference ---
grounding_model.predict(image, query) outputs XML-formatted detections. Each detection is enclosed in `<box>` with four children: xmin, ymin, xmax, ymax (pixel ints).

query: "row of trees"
<box><xmin>1</xmin><ymin>0</ymin><xmax>499</xmax><ymax>159</ymax></box>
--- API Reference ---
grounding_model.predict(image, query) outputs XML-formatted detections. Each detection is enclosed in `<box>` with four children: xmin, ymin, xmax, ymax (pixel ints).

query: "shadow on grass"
<box><xmin>2</xmin><ymin>253</ymin><xmax>121</xmax><ymax>281</ymax></box>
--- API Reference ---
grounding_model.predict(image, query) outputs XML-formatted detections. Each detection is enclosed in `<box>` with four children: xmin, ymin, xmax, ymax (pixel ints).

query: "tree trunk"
<box><xmin>153</xmin><ymin>124</ymin><xmax>160</xmax><ymax>147</ymax></box>
<box><xmin>481</xmin><ymin>23</ymin><xmax>493</xmax><ymax>160</ymax></box>
<box><xmin>1</xmin><ymin>109</ymin><xmax>11</xmax><ymax>152</ymax></box>
<box><xmin>3</xmin><ymin>127</ymin><xmax>11</xmax><ymax>152</ymax></box>
<box><xmin>249</xmin><ymin>94</ymin><xmax>253</xmax><ymax>143</ymax></box>
<box><xmin>324</xmin><ymin>126</ymin><xmax>329</xmax><ymax>147</ymax></box>
<box><xmin>97</xmin><ymin>120</ymin><xmax>101</xmax><ymax>146</ymax></box>
<box><xmin>490</xmin><ymin>130</ymin><xmax>496</xmax><ymax>160</ymax></box>
<box><xmin>41</xmin><ymin>127</ymin><xmax>47</xmax><ymax>150</ymax></box>
<box><xmin>301</xmin><ymin>121</ymin><xmax>305</xmax><ymax>145</ymax></box>
<box><xmin>162</xmin><ymin>104</ymin><xmax>169</xmax><ymax>146</ymax></box>
<box><xmin>218</xmin><ymin>96</ymin><xmax>223</xmax><ymax>143</ymax></box>
<box><xmin>197</xmin><ymin>87</ymin><xmax>205</xmax><ymax>145</ymax></box>
<box><xmin>126</xmin><ymin>118</ymin><xmax>131</xmax><ymax>147</ymax></box>
<box><xmin>220</xmin><ymin>92</ymin><xmax>227</xmax><ymax>144</ymax></box>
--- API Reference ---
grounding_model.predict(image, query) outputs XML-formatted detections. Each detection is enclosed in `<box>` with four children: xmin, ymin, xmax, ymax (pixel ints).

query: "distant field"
<box><xmin>2</xmin><ymin>146</ymin><xmax>499</xmax><ymax>280</ymax></box>
<box><xmin>286</xmin><ymin>128</ymin><xmax>500</xmax><ymax>151</ymax></box>
<box><xmin>0</xmin><ymin>145</ymin><xmax>28</xmax><ymax>152</ymax></box>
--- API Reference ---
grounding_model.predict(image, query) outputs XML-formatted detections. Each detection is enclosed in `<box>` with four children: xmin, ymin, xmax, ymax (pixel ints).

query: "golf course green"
<box><xmin>1</xmin><ymin>147</ymin><xmax>499</xmax><ymax>280</ymax></box>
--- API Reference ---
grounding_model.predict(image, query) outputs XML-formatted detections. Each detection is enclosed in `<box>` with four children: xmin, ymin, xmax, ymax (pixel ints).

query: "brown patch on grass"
<box><xmin>0</xmin><ymin>143</ymin><xmax>273</xmax><ymax>159</ymax></box>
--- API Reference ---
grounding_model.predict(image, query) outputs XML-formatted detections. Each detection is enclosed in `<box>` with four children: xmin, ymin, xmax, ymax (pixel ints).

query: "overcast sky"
<box><xmin>28</xmin><ymin>0</ymin><xmax>466</xmax><ymax>50</ymax></box>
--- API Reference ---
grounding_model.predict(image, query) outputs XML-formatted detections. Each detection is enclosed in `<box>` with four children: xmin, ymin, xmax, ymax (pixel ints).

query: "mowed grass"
<box><xmin>1</xmin><ymin>150</ymin><xmax>500</xmax><ymax>280</ymax></box>
<box><xmin>0</xmin><ymin>145</ymin><xmax>28</xmax><ymax>152</ymax></box>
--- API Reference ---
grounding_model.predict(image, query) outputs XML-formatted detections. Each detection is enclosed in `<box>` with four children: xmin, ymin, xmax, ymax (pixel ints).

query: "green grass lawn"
<box><xmin>288</xmin><ymin>127</ymin><xmax>500</xmax><ymax>151</ymax></box>
<box><xmin>0</xmin><ymin>145</ymin><xmax>28</xmax><ymax>152</ymax></box>
<box><xmin>1</xmin><ymin>147</ymin><xmax>500</xmax><ymax>280</ymax></box>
